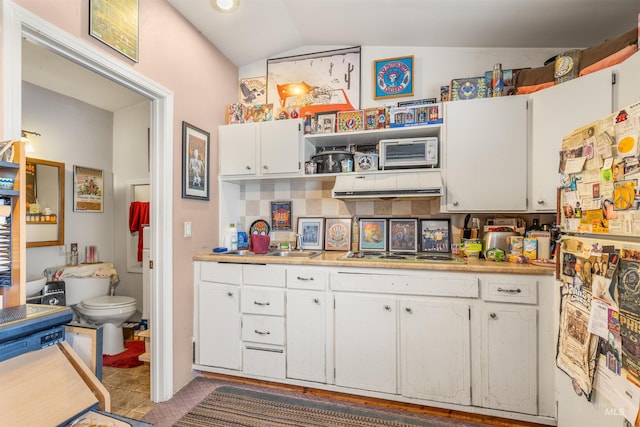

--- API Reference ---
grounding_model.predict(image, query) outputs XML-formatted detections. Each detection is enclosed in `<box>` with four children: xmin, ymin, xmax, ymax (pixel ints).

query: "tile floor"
<box><xmin>102</xmin><ymin>363</ymin><xmax>155</xmax><ymax>419</ymax></box>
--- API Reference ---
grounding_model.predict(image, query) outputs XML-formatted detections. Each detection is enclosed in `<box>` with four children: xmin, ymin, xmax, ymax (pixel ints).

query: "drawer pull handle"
<box><xmin>497</xmin><ymin>287</ymin><xmax>522</xmax><ymax>294</ymax></box>
<box><xmin>254</xmin><ymin>301</ymin><xmax>271</xmax><ymax>306</ymax></box>
<box><xmin>245</xmin><ymin>345</ymin><xmax>283</xmax><ymax>353</ymax></box>
<box><xmin>296</xmin><ymin>276</ymin><xmax>314</xmax><ymax>281</ymax></box>
<box><xmin>405</xmin><ymin>307</ymin><xmax>413</xmax><ymax>314</ymax></box>
<box><xmin>227</xmin><ymin>292</ymin><xmax>233</xmax><ymax>297</ymax></box>
<box><xmin>384</xmin><ymin>305</ymin><xmax>392</xmax><ymax>311</ymax></box>
<box><xmin>490</xmin><ymin>312</ymin><xmax>497</xmax><ymax>319</ymax></box>
<box><xmin>254</xmin><ymin>329</ymin><xmax>270</xmax><ymax>335</ymax></box>
<box><xmin>313</xmin><ymin>298</ymin><xmax>320</xmax><ymax>304</ymax></box>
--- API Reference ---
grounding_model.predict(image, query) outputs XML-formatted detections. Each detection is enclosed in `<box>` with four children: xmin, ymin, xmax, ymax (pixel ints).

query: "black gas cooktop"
<box><xmin>340</xmin><ymin>252</ymin><xmax>466</xmax><ymax>264</ymax></box>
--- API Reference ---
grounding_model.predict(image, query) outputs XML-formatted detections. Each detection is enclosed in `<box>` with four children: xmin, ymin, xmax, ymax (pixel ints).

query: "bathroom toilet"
<box><xmin>65</xmin><ymin>276</ymin><xmax>137</xmax><ymax>355</ymax></box>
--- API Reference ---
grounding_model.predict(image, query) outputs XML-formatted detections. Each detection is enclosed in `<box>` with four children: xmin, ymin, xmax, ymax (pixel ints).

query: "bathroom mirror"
<box><xmin>25</xmin><ymin>158</ymin><xmax>65</xmax><ymax>247</ymax></box>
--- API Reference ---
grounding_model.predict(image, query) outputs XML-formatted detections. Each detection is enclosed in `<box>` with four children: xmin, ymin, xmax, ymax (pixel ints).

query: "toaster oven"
<box><xmin>379</xmin><ymin>137</ymin><xmax>438</xmax><ymax>169</ymax></box>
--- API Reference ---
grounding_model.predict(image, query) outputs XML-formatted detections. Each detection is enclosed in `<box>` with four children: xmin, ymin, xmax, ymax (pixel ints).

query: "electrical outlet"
<box><xmin>184</xmin><ymin>221</ymin><xmax>192</xmax><ymax>238</ymax></box>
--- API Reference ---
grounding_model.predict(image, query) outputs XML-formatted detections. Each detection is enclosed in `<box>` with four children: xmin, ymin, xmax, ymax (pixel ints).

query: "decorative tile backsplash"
<box><xmin>239</xmin><ymin>180</ymin><xmax>443</xmax><ymax>243</ymax></box>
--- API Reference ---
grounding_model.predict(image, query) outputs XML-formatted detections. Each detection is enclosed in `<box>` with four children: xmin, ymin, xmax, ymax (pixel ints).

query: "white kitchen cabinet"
<box><xmin>196</xmin><ymin>281</ymin><xmax>242</xmax><ymax>370</ymax></box>
<box><xmin>444</xmin><ymin>95</ymin><xmax>528</xmax><ymax>212</ymax></box>
<box><xmin>479</xmin><ymin>275</ymin><xmax>540</xmax><ymax>415</ymax></box>
<box><xmin>530</xmin><ymin>68</ymin><xmax>613</xmax><ymax>212</ymax></box>
<box><xmin>286</xmin><ymin>289</ymin><xmax>326</xmax><ymax>383</ymax></box>
<box><xmin>334</xmin><ymin>292</ymin><xmax>397</xmax><ymax>394</ymax></box>
<box><xmin>399</xmin><ymin>298</ymin><xmax>471</xmax><ymax>405</ymax></box>
<box><xmin>480</xmin><ymin>302</ymin><xmax>537</xmax><ymax>415</ymax></box>
<box><xmin>614</xmin><ymin>50</ymin><xmax>640</xmax><ymax>110</ymax></box>
<box><xmin>219</xmin><ymin>119</ymin><xmax>303</xmax><ymax>177</ymax></box>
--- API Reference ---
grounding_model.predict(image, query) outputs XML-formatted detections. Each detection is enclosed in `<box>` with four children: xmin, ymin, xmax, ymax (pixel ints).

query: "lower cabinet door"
<box><xmin>400</xmin><ymin>298</ymin><xmax>471</xmax><ymax>405</ymax></box>
<box><xmin>197</xmin><ymin>282</ymin><xmax>241</xmax><ymax>370</ymax></box>
<box><xmin>481</xmin><ymin>303</ymin><xmax>538</xmax><ymax>415</ymax></box>
<box><xmin>286</xmin><ymin>290</ymin><xmax>326</xmax><ymax>383</ymax></box>
<box><xmin>334</xmin><ymin>293</ymin><xmax>397</xmax><ymax>394</ymax></box>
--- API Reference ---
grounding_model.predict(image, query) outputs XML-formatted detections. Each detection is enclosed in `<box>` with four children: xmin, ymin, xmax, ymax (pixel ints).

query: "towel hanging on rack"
<box><xmin>129</xmin><ymin>201</ymin><xmax>150</xmax><ymax>262</ymax></box>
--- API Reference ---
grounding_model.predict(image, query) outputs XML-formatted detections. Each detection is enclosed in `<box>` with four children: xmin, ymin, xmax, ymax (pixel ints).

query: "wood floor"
<box><xmin>102</xmin><ymin>363</ymin><xmax>155</xmax><ymax>419</ymax></box>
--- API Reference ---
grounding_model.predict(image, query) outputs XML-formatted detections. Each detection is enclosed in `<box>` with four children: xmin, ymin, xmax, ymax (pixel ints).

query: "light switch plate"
<box><xmin>184</xmin><ymin>221</ymin><xmax>192</xmax><ymax>237</ymax></box>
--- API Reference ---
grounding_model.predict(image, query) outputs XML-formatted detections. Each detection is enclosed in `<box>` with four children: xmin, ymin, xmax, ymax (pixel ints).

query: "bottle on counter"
<box><xmin>223</xmin><ymin>223</ymin><xmax>238</xmax><ymax>251</ymax></box>
<box><xmin>526</xmin><ymin>218</ymin><xmax>541</xmax><ymax>236</ymax></box>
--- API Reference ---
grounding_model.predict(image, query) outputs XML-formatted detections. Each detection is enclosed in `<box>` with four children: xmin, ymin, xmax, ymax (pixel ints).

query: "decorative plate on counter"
<box><xmin>250</xmin><ymin>219</ymin><xmax>270</xmax><ymax>235</ymax></box>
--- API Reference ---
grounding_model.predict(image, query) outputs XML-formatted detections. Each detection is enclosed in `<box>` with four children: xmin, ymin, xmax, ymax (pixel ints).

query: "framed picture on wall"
<box><xmin>73</xmin><ymin>165</ymin><xmax>104</xmax><ymax>212</ymax></box>
<box><xmin>359</xmin><ymin>218</ymin><xmax>387</xmax><ymax>252</ymax></box>
<box><xmin>420</xmin><ymin>218</ymin><xmax>452</xmax><ymax>253</ymax></box>
<box><xmin>297</xmin><ymin>217</ymin><xmax>324</xmax><ymax>250</ymax></box>
<box><xmin>271</xmin><ymin>200</ymin><xmax>293</xmax><ymax>231</ymax></box>
<box><xmin>324</xmin><ymin>217</ymin><xmax>351</xmax><ymax>251</ymax></box>
<box><xmin>89</xmin><ymin>0</ymin><xmax>139</xmax><ymax>62</ymax></box>
<box><xmin>181</xmin><ymin>121</ymin><xmax>210</xmax><ymax>201</ymax></box>
<box><xmin>388</xmin><ymin>218</ymin><xmax>418</xmax><ymax>252</ymax></box>
<box><xmin>373</xmin><ymin>55</ymin><xmax>414</xmax><ymax>100</ymax></box>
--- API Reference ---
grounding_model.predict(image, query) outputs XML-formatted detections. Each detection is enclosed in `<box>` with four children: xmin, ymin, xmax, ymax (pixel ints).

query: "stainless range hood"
<box><xmin>332</xmin><ymin>170</ymin><xmax>443</xmax><ymax>199</ymax></box>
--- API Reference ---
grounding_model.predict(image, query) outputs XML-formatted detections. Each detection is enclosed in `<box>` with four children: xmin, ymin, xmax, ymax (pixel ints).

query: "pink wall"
<box><xmin>11</xmin><ymin>0</ymin><xmax>238</xmax><ymax>392</ymax></box>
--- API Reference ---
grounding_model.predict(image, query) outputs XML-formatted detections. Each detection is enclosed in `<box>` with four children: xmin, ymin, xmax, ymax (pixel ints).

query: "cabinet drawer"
<box><xmin>242</xmin><ymin>315</ymin><xmax>285</xmax><ymax>345</ymax></box>
<box><xmin>243</xmin><ymin>264</ymin><xmax>286</xmax><ymax>287</ymax></box>
<box><xmin>483</xmin><ymin>276</ymin><xmax>537</xmax><ymax>304</ymax></box>
<box><xmin>241</xmin><ymin>287</ymin><xmax>285</xmax><ymax>315</ymax></box>
<box><xmin>331</xmin><ymin>271</ymin><xmax>479</xmax><ymax>298</ymax></box>
<box><xmin>199</xmin><ymin>262</ymin><xmax>242</xmax><ymax>285</ymax></box>
<box><xmin>287</xmin><ymin>268</ymin><xmax>327</xmax><ymax>290</ymax></box>
<box><xmin>243</xmin><ymin>343</ymin><xmax>285</xmax><ymax>379</ymax></box>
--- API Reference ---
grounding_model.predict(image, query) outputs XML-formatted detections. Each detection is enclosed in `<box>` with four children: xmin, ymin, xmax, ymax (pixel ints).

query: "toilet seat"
<box><xmin>81</xmin><ymin>295</ymin><xmax>136</xmax><ymax>309</ymax></box>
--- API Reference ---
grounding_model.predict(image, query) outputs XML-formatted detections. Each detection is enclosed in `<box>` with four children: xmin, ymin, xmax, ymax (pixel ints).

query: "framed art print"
<box><xmin>271</xmin><ymin>200</ymin><xmax>293</xmax><ymax>231</ymax></box>
<box><xmin>389</xmin><ymin>219</ymin><xmax>418</xmax><ymax>252</ymax></box>
<box><xmin>420</xmin><ymin>219</ymin><xmax>452</xmax><ymax>253</ymax></box>
<box><xmin>182</xmin><ymin>121</ymin><xmax>210</xmax><ymax>200</ymax></box>
<box><xmin>89</xmin><ymin>0</ymin><xmax>139</xmax><ymax>62</ymax></box>
<box><xmin>316</xmin><ymin>112</ymin><xmax>337</xmax><ymax>134</ymax></box>
<box><xmin>373</xmin><ymin>55</ymin><xmax>414</xmax><ymax>100</ymax></box>
<box><xmin>297</xmin><ymin>217</ymin><xmax>324</xmax><ymax>250</ymax></box>
<box><xmin>325</xmin><ymin>217</ymin><xmax>351</xmax><ymax>251</ymax></box>
<box><xmin>73</xmin><ymin>165</ymin><xmax>103</xmax><ymax>212</ymax></box>
<box><xmin>359</xmin><ymin>218</ymin><xmax>387</xmax><ymax>252</ymax></box>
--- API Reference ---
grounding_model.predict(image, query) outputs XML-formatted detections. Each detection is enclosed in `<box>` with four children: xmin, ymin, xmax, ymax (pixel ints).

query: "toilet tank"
<box><xmin>64</xmin><ymin>277</ymin><xmax>112</xmax><ymax>306</ymax></box>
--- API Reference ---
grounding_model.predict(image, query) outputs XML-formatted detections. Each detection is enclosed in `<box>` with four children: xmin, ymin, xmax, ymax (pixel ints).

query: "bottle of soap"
<box><xmin>228</xmin><ymin>223</ymin><xmax>238</xmax><ymax>251</ymax></box>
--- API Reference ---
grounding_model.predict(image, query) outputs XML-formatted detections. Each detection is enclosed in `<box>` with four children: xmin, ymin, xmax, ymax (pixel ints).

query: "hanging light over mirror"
<box><xmin>21</xmin><ymin>130</ymin><xmax>40</xmax><ymax>153</ymax></box>
<box><xmin>210</xmin><ymin>0</ymin><xmax>239</xmax><ymax>13</ymax></box>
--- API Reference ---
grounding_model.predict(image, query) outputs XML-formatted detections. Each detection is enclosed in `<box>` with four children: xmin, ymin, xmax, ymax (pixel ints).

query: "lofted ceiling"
<box><xmin>167</xmin><ymin>0</ymin><xmax>640</xmax><ymax>67</ymax></box>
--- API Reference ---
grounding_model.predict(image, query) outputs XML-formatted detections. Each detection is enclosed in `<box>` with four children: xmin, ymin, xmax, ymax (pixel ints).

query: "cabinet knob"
<box><xmin>313</xmin><ymin>298</ymin><xmax>320</xmax><ymax>305</ymax></box>
<box><xmin>453</xmin><ymin>201</ymin><xmax>459</xmax><ymax>207</ymax></box>
<box><xmin>263</xmin><ymin>165</ymin><xmax>268</xmax><ymax>170</ymax></box>
<box><xmin>490</xmin><ymin>312</ymin><xmax>497</xmax><ymax>319</ymax></box>
<box><xmin>405</xmin><ymin>307</ymin><xmax>413</xmax><ymax>314</ymax></box>
<box><xmin>537</xmin><ymin>199</ymin><xmax>545</xmax><ymax>205</ymax></box>
<box><xmin>384</xmin><ymin>305</ymin><xmax>392</xmax><ymax>311</ymax></box>
<box><xmin>227</xmin><ymin>292</ymin><xmax>233</xmax><ymax>297</ymax></box>
<box><xmin>246</xmin><ymin>165</ymin><xmax>251</xmax><ymax>170</ymax></box>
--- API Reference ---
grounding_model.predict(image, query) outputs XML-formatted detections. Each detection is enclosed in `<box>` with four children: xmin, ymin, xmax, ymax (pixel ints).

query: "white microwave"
<box><xmin>378</xmin><ymin>137</ymin><xmax>438</xmax><ymax>169</ymax></box>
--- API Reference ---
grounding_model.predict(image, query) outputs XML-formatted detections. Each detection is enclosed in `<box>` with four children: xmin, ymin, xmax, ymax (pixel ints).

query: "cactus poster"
<box><xmin>266</xmin><ymin>46</ymin><xmax>361</xmax><ymax>119</ymax></box>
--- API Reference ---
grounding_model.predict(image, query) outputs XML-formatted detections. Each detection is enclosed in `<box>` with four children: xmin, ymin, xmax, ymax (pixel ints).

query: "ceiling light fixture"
<box><xmin>210</xmin><ymin>0</ymin><xmax>239</xmax><ymax>13</ymax></box>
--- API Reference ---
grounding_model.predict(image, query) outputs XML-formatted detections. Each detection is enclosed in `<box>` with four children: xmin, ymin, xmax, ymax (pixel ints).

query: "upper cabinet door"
<box><xmin>445</xmin><ymin>96</ymin><xmax>528</xmax><ymax>212</ymax></box>
<box><xmin>260</xmin><ymin>119</ymin><xmax>302</xmax><ymax>175</ymax></box>
<box><xmin>219</xmin><ymin>123</ymin><xmax>258</xmax><ymax>176</ymax></box>
<box><xmin>530</xmin><ymin>69</ymin><xmax>613</xmax><ymax>212</ymax></box>
<box><xmin>614</xmin><ymin>50</ymin><xmax>640</xmax><ymax>110</ymax></box>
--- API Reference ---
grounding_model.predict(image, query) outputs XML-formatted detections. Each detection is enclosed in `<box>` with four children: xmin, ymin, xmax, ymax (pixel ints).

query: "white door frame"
<box><xmin>2</xmin><ymin>1</ymin><xmax>174</xmax><ymax>402</ymax></box>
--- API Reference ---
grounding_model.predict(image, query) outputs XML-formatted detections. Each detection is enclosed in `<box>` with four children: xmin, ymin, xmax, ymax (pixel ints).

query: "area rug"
<box><xmin>103</xmin><ymin>340</ymin><xmax>145</xmax><ymax>368</ymax></box>
<box><xmin>174</xmin><ymin>385</ymin><xmax>453</xmax><ymax>427</ymax></box>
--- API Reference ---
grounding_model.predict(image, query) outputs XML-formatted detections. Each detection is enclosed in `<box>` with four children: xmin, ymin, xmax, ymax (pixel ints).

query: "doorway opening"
<box><xmin>2</xmin><ymin>2</ymin><xmax>174</xmax><ymax>402</ymax></box>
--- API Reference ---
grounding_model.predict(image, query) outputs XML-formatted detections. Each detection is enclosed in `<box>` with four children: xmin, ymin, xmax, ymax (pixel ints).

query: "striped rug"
<box><xmin>173</xmin><ymin>386</ymin><xmax>453</xmax><ymax>427</ymax></box>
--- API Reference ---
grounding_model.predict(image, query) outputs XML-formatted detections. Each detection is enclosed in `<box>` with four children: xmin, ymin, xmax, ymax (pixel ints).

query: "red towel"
<box><xmin>129</xmin><ymin>201</ymin><xmax>150</xmax><ymax>262</ymax></box>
